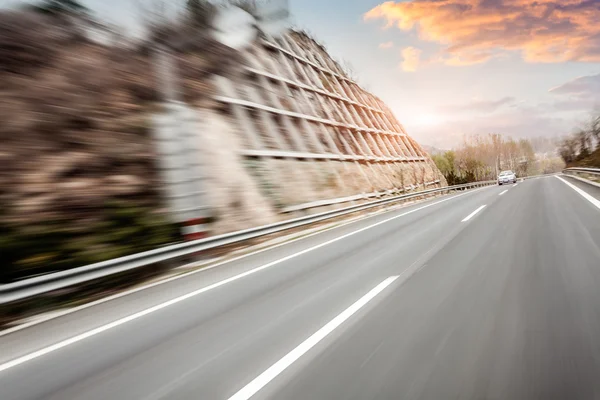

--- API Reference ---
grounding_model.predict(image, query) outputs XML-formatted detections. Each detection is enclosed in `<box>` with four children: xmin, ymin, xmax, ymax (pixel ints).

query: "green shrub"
<box><xmin>0</xmin><ymin>202</ymin><xmax>179</xmax><ymax>283</ymax></box>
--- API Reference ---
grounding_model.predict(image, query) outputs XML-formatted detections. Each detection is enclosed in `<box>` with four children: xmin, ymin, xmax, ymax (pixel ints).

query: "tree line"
<box><xmin>559</xmin><ymin>114</ymin><xmax>600</xmax><ymax>167</ymax></box>
<box><xmin>431</xmin><ymin>134</ymin><xmax>563</xmax><ymax>185</ymax></box>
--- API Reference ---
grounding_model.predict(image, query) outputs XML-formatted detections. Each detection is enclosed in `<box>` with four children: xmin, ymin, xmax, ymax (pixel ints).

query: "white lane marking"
<box><xmin>0</xmin><ymin>188</ymin><xmax>488</xmax><ymax>372</ymax></box>
<box><xmin>555</xmin><ymin>176</ymin><xmax>600</xmax><ymax>210</ymax></box>
<box><xmin>513</xmin><ymin>183</ymin><xmax>519</xmax><ymax>187</ymax></box>
<box><xmin>0</xmin><ymin>209</ymin><xmax>389</xmax><ymax>338</ymax></box>
<box><xmin>461</xmin><ymin>205</ymin><xmax>487</xmax><ymax>222</ymax></box>
<box><xmin>228</xmin><ymin>276</ymin><xmax>399</xmax><ymax>400</ymax></box>
<box><xmin>0</xmin><ymin>189</ymin><xmax>479</xmax><ymax>339</ymax></box>
<box><xmin>563</xmin><ymin>173</ymin><xmax>600</xmax><ymax>189</ymax></box>
<box><xmin>499</xmin><ymin>190</ymin><xmax>508</xmax><ymax>196</ymax></box>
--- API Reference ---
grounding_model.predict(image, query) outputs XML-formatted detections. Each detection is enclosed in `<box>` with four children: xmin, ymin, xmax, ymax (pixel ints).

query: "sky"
<box><xmin>3</xmin><ymin>0</ymin><xmax>600</xmax><ymax>149</ymax></box>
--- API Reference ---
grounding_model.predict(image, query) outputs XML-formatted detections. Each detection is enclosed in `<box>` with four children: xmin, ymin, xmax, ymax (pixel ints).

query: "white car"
<box><xmin>498</xmin><ymin>170</ymin><xmax>517</xmax><ymax>185</ymax></box>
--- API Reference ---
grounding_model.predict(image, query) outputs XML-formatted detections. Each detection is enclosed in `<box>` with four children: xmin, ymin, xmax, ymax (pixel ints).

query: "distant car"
<box><xmin>498</xmin><ymin>170</ymin><xmax>517</xmax><ymax>185</ymax></box>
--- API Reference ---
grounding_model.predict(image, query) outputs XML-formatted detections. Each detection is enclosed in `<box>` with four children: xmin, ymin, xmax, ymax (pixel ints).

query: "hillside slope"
<box><xmin>0</xmin><ymin>8</ymin><xmax>444</xmax><ymax>282</ymax></box>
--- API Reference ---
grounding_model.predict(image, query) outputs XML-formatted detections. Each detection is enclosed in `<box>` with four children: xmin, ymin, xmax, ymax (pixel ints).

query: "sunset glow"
<box><xmin>414</xmin><ymin>113</ymin><xmax>443</xmax><ymax>126</ymax></box>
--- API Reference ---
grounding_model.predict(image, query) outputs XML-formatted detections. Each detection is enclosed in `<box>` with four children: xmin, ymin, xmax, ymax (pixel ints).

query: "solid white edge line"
<box><xmin>227</xmin><ymin>275</ymin><xmax>400</xmax><ymax>400</ymax></box>
<box><xmin>499</xmin><ymin>190</ymin><xmax>508</xmax><ymax>196</ymax></box>
<box><xmin>0</xmin><ymin>201</ymin><xmax>404</xmax><ymax>338</ymax></box>
<box><xmin>563</xmin><ymin>174</ymin><xmax>600</xmax><ymax>190</ymax></box>
<box><xmin>0</xmin><ymin>188</ymin><xmax>484</xmax><ymax>339</ymax></box>
<box><xmin>555</xmin><ymin>176</ymin><xmax>600</xmax><ymax>210</ymax></box>
<box><xmin>0</xmin><ymin>187</ymin><xmax>487</xmax><ymax>373</ymax></box>
<box><xmin>0</xmin><ymin>214</ymin><xmax>388</xmax><ymax>339</ymax></box>
<box><xmin>461</xmin><ymin>205</ymin><xmax>487</xmax><ymax>222</ymax></box>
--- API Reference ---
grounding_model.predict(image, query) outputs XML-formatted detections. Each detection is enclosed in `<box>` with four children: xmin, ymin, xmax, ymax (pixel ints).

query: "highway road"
<box><xmin>1</xmin><ymin>175</ymin><xmax>600</xmax><ymax>400</ymax></box>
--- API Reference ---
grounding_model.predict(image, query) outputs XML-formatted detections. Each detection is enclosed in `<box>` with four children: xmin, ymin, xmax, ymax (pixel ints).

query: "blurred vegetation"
<box><xmin>27</xmin><ymin>0</ymin><xmax>89</xmax><ymax>16</ymax></box>
<box><xmin>0</xmin><ymin>202</ymin><xmax>178</xmax><ymax>283</ymax></box>
<box><xmin>0</xmin><ymin>0</ymin><xmax>240</xmax><ymax>283</ymax></box>
<box><xmin>559</xmin><ymin>113</ymin><xmax>600</xmax><ymax>168</ymax></box>
<box><xmin>432</xmin><ymin>134</ymin><xmax>563</xmax><ymax>185</ymax></box>
<box><xmin>0</xmin><ymin>0</ymin><xmax>408</xmax><ymax>292</ymax></box>
<box><xmin>186</xmin><ymin>0</ymin><xmax>217</xmax><ymax>28</ymax></box>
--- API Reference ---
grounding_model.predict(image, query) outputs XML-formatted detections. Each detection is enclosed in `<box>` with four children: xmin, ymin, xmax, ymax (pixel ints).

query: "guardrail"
<box><xmin>0</xmin><ymin>181</ymin><xmax>496</xmax><ymax>305</ymax></box>
<box><xmin>564</xmin><ymin>167</ymin><xmax>600</xmax><ymax>175</ymax></box>
<box><xmin>563</xmin><ymin>167</ymin><xmax>600</xmax><ymax>186</ymax></box>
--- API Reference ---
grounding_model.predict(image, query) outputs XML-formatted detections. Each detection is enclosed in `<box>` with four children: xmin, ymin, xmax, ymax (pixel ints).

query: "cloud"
<box><xmin>443</xmin><ymin>52</ymin><xmax>495</xmax><ymax>66</ymax></box>
<box><xmin>549</xmin><ymin>73</ymin><xmax>600</xmax><ymax>95</ymax></box>
<box><xmin>547</xmin><ymin>73</ymin><xmax>600</xmax><ymax>112</ymax></box>
<box><xmin>400</xmin><ymin>96</ymin><xmax>582</xmax><ymax>148</ymax></box>
<box><xmin>549</xmin><ymin>98</ymin><xmax>600</xmax><ymax>112</ymax></box>
<box><xmin>365</xmin><ymin>1</ymin><xmax>600</xmax><ymax>65</ymax></box>
<box><xmin>437</xmin><ymin>97</ymin><xmax>516</xmax><ymax>114</ymax></box>
<box><xmin>379</xmin><ymin>41</ymin><xmax>394</xmax><ymax>49</ymax></box>
<box><xmin>408</xmin><ymin>107</ymin><xmax>571</xmax><ymax>149</ymax></box>
<box><xmin>400</xmin><ymin>46</ymin><xmax>422</xmax><ymax>71</ymax></box>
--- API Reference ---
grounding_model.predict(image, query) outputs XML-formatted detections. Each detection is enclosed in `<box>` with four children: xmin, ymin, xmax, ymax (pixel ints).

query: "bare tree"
<box><xmin>28</xmin><ymin>0</ymin><xmax>89</xmax><ymax>16</ymax></box>
<box><xmin>576</xmin><ymin>129</ymin><xmax>592</xmax><ymax>159</ymax></box>
<box><xmin>340</xmin><ymin>59</ymin><xmax>358</xmax><ymax>81</ymax></box>
<box><xmin>186</xmin><ymin>0</ymin><xmax>217</xmax><ymax>29</ymax></box>
<box><xmin>589</xmin><ymin>114</ymin><xmax>600</xmax><ymax>150</ymax></box>
<box><xmin>559</xmin><ymin>137</ymin><xmax>578</xmax><ymax>164</ymax></box>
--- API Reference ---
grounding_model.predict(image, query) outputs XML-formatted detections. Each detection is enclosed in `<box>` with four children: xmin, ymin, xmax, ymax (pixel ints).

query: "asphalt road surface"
<box><xmin>1</xmin><ymin>175</ymin><xmax>600</xmax><ymax>400</ymax></box>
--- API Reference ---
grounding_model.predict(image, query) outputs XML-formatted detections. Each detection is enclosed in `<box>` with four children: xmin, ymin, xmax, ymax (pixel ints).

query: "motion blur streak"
<box><xmin>0</xmin><ymin>188</ymin><xmax>478</xmax><ymax>373</ymax></box>
<box><xmin>2</xmin><ymin>176</ymin><xmax>600</xmax><ymax>399</ymax></box>
<box><xmin>228</xmin><ymin>276</ymin><xmax>399</xmax><ymax>400</ymax></box>
<box><xmin>2</xmin><ymin>0</ymin><xmax>600</xmax><ymax>399</ymax></box>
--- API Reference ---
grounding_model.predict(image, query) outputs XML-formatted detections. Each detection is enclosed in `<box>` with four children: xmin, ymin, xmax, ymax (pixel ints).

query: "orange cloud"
<box><xmin>400</xmin><ymin>46</ymin><xmax>422</xmax><ymax>71</ymax></box>
<box><xmin>443</xmin><ymin>52</ymin><xmax>494</xmax><ymax>66</ymax></box>
<box><xmin>379</xmin><ymin>41</ymin><xmax>394</xmax><ymax>49</ymax></box>
<box><xmin>365</xmin><ymin>0</ymin><xmax>600</xmax><ymax>65</ymax></box>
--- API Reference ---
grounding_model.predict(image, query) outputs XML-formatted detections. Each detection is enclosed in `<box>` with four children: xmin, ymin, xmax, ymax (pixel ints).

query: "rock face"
<box><xmin>204</xmin><ymin>30</ymin><xmax>446</xmax><ymax>226</ymax></box>
<box><xmin>0</xmin><ymin>9</ymin><xmax>444</xmax><ymax>282</ymax></box>
<box><xmin>0</xmin><ymin>11</ymin><xmax>180</xmax><ymax>282</ymax></box>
